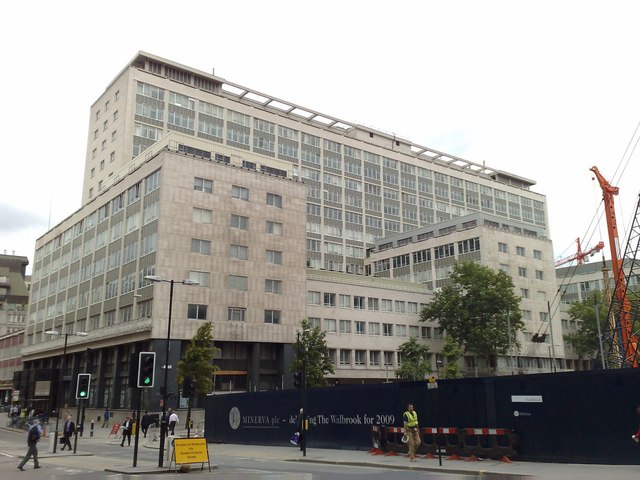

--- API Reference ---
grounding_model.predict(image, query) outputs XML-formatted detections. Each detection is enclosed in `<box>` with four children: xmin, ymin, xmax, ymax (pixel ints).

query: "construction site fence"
<box><xmin>370</xmin><ymin>424</ymin><xmax>517</xmax><ymax>462</ymax></box>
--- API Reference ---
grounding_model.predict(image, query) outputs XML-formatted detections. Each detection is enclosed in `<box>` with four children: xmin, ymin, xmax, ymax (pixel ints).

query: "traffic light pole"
<box><xmin>73</xmin><ymin>400</ymin><xmax>81</xmax><ymax>454</ymax></box>
<box><xmin>133</xmin><ymin>388</ymin><xmax>142</xmax><ymax>467</ymax></box>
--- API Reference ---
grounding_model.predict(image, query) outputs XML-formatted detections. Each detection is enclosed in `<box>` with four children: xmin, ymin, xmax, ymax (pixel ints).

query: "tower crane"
<box><xmin>590</xmin><ymin>166</ymin><xmax>639</xmax><ymax>368</ymax></box>
<box><xmin>555</xmin><ymin>238</ymin><xmax>605</xmax><ymax>267</ymax></box>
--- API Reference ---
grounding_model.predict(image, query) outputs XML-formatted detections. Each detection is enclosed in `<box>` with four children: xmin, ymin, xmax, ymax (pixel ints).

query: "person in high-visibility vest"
<box><xmin>403</xmin><ymin>403</ymin><xmax>421</xmax><ymax>461</ymax></box>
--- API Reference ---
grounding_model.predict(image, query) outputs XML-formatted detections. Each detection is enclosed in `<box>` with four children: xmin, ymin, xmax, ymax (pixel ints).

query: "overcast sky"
<box><xmin>2</xmin><ymin>1</ymin><xmax>640</xmax><ymax>274</ymax></box>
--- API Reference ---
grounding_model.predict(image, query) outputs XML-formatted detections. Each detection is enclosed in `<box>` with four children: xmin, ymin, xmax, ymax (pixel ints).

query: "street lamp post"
<box><xmin>45</xmin><ymin>330</ymin><xmax>87</xmax><ymax>454</ymax></box>
<box><xmin>144</xmin><ymin>275</ymin><xmax>199</xmax><ymax>468</ymax></box>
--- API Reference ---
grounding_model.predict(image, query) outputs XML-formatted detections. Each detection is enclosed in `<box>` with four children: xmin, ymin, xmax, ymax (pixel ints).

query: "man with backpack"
<box><xmin>17</xmin><ymin>418</ymin><xmax>41</xmax><ymax>470</ymax></box>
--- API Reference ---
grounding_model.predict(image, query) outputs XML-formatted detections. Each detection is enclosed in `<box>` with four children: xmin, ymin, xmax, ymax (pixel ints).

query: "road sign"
<box><xmin>427</xmin><ymin>376</ymin><xmax>438</xmax><ymax>389</ymax></box>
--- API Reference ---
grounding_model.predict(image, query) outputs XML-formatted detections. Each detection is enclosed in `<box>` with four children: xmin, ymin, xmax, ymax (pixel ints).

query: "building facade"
<box><xmin>365</xmin><ymin>213</ymin><xmax>564</xmax><ymax>375</ymax></box>
<box><xmin>0</xmin><ymin>254</ymin><xmax>29</xmax><ymax>404</ymax></box>
<box><xmin>20</xmin><ymin>52</ymin><xmax>554</xmax><ymax>412</ymax></box>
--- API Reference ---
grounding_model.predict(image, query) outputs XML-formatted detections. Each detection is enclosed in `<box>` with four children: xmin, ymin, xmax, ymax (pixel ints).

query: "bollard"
<box><xmin>90</xmin><ymin>420</ymin><xmax>95</xmax><ymax>437</ymax></box>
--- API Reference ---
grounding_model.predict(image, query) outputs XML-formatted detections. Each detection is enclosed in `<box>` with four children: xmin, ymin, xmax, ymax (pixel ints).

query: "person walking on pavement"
<box><xmin>17</xmin><ymin>418</ymin><xmax>41</xmax><ymax>471</ymax></box>
<box><xmin>120</xmin><ymin>416</ymin><xmax>132</xmax><ymax>446</ymax></box>
<box><xmin>403</xmin><ymin>403</ymin><xmax>421</xmax><ymax>462</ymax></box>
<box><xmin>102</xmin><ymin>407</ymin><xmax>111</xmax><ymax>428</ymax></box>
<box><xmin>141</xmin><ymin>411</ymin><xmax>152</xmax><ymax>438</ymax></box>
<box><xmin>296</xmin><ymin>408</ymin><xmax>305</xmax><ymax>451</ymax></box>
<box><xmin>168</xmin><ymin>409</ymin><xmax>179</xmax><ymax>436</ymax></box>
<box><xmin>60</xmin><ymin>415</ymin><xmax>75</xmax><ymax>451</ymax></box>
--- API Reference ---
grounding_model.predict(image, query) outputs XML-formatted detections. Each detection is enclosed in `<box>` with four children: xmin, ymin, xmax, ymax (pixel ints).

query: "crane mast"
<box><xmin>590</xmin><ymin>166</ymin><xmax>639</xmax><ymax>367</ymax></box>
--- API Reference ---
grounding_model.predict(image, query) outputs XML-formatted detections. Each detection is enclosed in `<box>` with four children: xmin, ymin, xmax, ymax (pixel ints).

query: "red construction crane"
<box><xmin>555</xmin><ymin>238</ymin><xmax>605</xmax><ymax>267</ymax></box>
<box><xmin>590</xmin><ymin>166</ymin><xmax>638</xmax><ymax>368</ymax></box>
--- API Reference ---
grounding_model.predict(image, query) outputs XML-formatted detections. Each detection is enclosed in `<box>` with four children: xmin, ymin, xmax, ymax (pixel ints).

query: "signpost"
<box><xmin>427</xmin><ymin>376</ymin><xmax>442</xmax><ymax>465</ymax></box>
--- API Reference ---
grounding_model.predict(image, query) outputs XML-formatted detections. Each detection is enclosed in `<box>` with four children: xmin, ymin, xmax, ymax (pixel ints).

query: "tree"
<box><xmin>564</xmin><ymin>291</ymin><xmax>608</xmax><ymax>361</ymax></box>
<box><xmin>441</xmin><ymin>335</ymin><xmax>464</xmax><ymax>379</ymax></box>
<box><xmin>177</xmin><ymin>321</ymin><xmax>219</xmax><ymax>413</ymax></box>
<box><xmin>420</xmin><ymin>262</ymin><xmax>523</xmax><ymax>372</ymax></box>
<box><xmin>395</xmin><ymin>337</ymin><xmax>431</xmax><ymax>381</ymax></box>
<box><xmin>291</xmin><ymin>319</ymin><xmax>334</xmax><ymax>387</ymax></box>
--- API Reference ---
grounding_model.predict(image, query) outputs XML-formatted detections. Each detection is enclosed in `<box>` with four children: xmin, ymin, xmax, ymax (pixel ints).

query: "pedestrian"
<box><xmin>102</xmin><ymin>407</ymin><xmax>110</xmax><ymax>428</ymax></box>
<box><xmin>403</xmin><ymin>403</ymin><xmax>421</xmax><ymax>462</ymax></box>
<box><xmin>168</xmin><ymin>408</ymin><xmax>179</xmax><ymax>436</ymax></box>
<box><xmin>120</xmin><ymin>416</ymin><xmax>132</xmax><ymax>447</ymax></box>
<box><xmin>141</xmin><ymin>411</ymin><xmax>152</xmax><ymax>438</ymax></box>
<box><xmin>296</xmin><ymin>408</ymin><xmax>305</xmax><ymax>451</ymax></box>
<box><xmin>632</xmin><ymin>405</ymin><xmax>640</xmax><ymax>443</ymax></box>
<box><xmin>60</xmin><ymin>415</ymin><xmax>75</xmax><ymax>451</ymax></box>
<box><xmin>17</xmin><ymin>418</ymin><xmax>41</xmax><ymax>470</ymax></box>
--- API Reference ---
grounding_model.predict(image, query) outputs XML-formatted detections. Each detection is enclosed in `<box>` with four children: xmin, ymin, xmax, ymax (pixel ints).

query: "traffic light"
<box><xmin>293</xmin><ymin>371</ymin><xmax>303</xmax><ymax>389</ymax></box>
<box><xmin>182</xmin><ymin>375</ymin><xmax>196</xmax><ymax>398</ymax></box>
<box><xmin>137</xmin><ymin>352</ymin><xmax>156</xmax><ymax>388</ymax></box>
<box><xmin>76</xmin><ymin>373</ymin><xmax>91</xmax><ymax>400</ymax></box>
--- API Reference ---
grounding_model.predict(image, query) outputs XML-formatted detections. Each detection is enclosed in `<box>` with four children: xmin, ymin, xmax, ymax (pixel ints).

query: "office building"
<box><xmin>20</xmin><ymin>52</ymin><xmax>553</xmax><ymax>411</ymax></box>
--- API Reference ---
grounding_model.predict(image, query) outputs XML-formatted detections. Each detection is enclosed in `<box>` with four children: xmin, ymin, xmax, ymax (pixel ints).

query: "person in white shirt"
<box><xmin>168</xmin><ymin>409</ymin><xmax>179</xmax><ymax>436</ymax></box>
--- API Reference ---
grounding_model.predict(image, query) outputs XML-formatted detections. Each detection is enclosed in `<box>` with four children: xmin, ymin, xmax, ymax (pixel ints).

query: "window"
<box><xmin>264</xmin><ymin>310</ymin><xmax>281</xmax><ymax>324</ymax></box>
<box><xmin>339</xmin><ymin>350</ymin><xmax>351</xmax><ymax>366</ymax></box>
<box><xmin>193</xmin><ymin>207</ymin><xmax>213</xmax><ymax>224</ymax></box>
<box><xmin>339</xmin><ymin>294</ymin><xmax>351</xmax><ymax>308</ymax></box>
<box><xmin>395</xmin><ymin>301</ymin><xmax>406</xmax><ymax>313</ymax></box>
<box><xmin>369</xmin><ymin>322</ymin><xmax>380</xmax><ymax>335</ymax></box>
<box><xmin>368</xmin><ymin>297</ymin><xmax>380</xmax><ymax>311</ymax></box>
<box><xmin>187</xmin><ymin>304</ymin><xmax>207</xmax><ymax>320</ymax></box>
<box><xmin>355</xmin><ymin>321</ymin><xmax>365</xmax><ymax>335</ymax></box>
<box><xmin>265</xmin><ymin>279</ymin><xmax>282</xmax><ymax>294</ymax></box>
<box><xmin>189</xmin><ymin>271</ymin><xmax>209</xmax><ymax>287</ymax></box>
<box><xmin>355</xmin><ymin>350</ymin><xmax>366</xmax><ymax>366</ymax></box>
<box><xmin>324</xmin><ymin>293</ymin><xmax>336</xmax><ymax>306</ymax></box>
<box><xmin>339</xmin><ymin>320</ymin><xmax>351</xmax><ymax>333</ymax></box>
<box><xmin>498</xmin><ymin>242</ymin><xmax>508</xmax><ymax>253</ymax></box>
<box><xmin>228</xmin><ymin>275</ymin><xmax>248</xmax><ymax>291</ymax></box>
<box><xmin>266</xmin><ymin>193</ymin><xmax>283</xmax><ymax>208</ymax></box>
<box><xmin>353</xmin><ymin>296</ymin><xmax>365</xmax><ymax>309</ymax></box>
<box><xmin>266</xmin><ymin>250</ymin><xmax>283</xmax><ymax>265</ymax></box>
<box><xmin>384</xmin><ymin>351</ymin><xmax>394</xmax><ymax>366</ymax></box>
<box><xmin>230</xmin><ymin>244</ymin><xmax>249</xmax><ymax>260</ymax></box>
<box><xmin>518</xmin><ymin>267</ymin><xmax>527</xmax><ymax>277</ymax></box>
<box><xmin>266</xmin><ymin>221</ymin><xmax>283</xmax><ymax>235</ymax></box>
<box><xmin>520</xmin><ymin>288</ymin><xmax>529</xmax><ymax>299</ymax></box>
<box><xmin>535</xmin><ymin>270</ymin><xmax>544</xmax><ymax>280</ymax></box>
<box><xmin>396</xmin><ymin>325</ymin><xmax>407</xmax><ymax>338</ymax></box>
<box><xmin>230</xmin><ymin>214</ymin><xmax>249</xmax><ymax>229</ymax></box>
<box><xmin>232</xmin><ymin>185</ymin><xmax>249</xmax><ymax>200</ymax></box>
<box><xmin>228</xmin><ymin>307</ymin><xmax>246</xmax><ymax>321</ymax></box>
<box><xmin>382</xmin><ymin>299</ymin><xmax>393</xmax><ymax>312</ymax></box>
<box><xmin>308</xmin><ymin>291</ymin><xmax>321</xmax><ymax>305</ymax></box>
<box><xmin>533</xmin><ymin>249</ymin><xmax>542</xmax><ymax>260</ymax></box>
<box><xmin>370</xmin><ymin>351</ymin><xmax>380</xmax><ymax>366</ymax></box>
<box><xmin>324</xmin><ymin>318</ymin><xmax>337</xmax><ymax>333</ymax></box>
<box><xmin>191</xmin><ymin>239</ymin><xmax>211</xmax><ymax>255</ymax></box>
<box><xmin>383</xmin><ymin>323</ymin><xmax>393</xmax><ymax>336</ymax></box>
<box><xmin>194</xmin><ymin>177</ymin><xmax>213</xmax><ymax>193</ymax></box>
<box><xmin>516</xmin><ymin>246</ymin><xmax>525</xmax><ymax>256</ymax></box>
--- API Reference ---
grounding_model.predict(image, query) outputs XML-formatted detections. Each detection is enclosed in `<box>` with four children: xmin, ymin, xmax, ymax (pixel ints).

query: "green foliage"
<box><xmin>420</xmin><ymin>262</ymin><xmax>523</xmax><ymax>369</ymax></box>
<box><xmin>291</xmin><ymin>319</ymin><xmax>334</xmax><ymax>387</ymax></box>
<box><xmin>441</xmin><ymin>335</ymin><xmax>464</xmax><ymax>379</ymax></box>
<box><xmin>177</xmin><ymin>321</ymin><xmax>219</xmax><ymax>396</ymax></box>
<box><xmin>395</xmin><ymin>337</ymin><xmax>431</xmax><ymax>381</ymax></box>
<box><xmin>564</xmin><ymin>291</ymin><xmax>608</xmax><ymax>360</ymax></box>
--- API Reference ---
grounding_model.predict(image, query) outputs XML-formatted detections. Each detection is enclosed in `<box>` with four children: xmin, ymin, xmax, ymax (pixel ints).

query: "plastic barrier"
<box><xmin>419</xmin><ymin>427</ymin><xmax>462</xmax><ymax>458</ymax></box>
<box><xmin>383</xmin><ymin>426</ymin><xmax>408</xmax><ymax>456</ymax></box>
<box><xmin>460</xmin><ymin>428</ymin><xmax>517</xmax><ymax>462</ymax></box>
<box><xmin>369</xmin><ymin>425</ymin><xmax>385</xmax><ymax>455</ymax></box>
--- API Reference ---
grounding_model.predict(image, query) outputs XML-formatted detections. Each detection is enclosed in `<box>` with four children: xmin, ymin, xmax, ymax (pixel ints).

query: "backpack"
<box><xmin>28</xmin><ymin>426</ymin><xmax>40</xmax><ymax>444</ymax></box>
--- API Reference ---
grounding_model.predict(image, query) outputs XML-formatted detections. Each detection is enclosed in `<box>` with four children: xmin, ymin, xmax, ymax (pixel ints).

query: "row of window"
<box><xmin>307</xmin><ymin>317</ymin><xmax>443</xmax><ymax>339</ymax></box>
<box><xmin>132</xmin><ymin>80</ymin><xmax>546</xmax><ymax>224</ymax></box>
<box><xmin>498</xmin><ymin>243</ymin><xmax>543</xmax><ymax>260</ymax></box>
<box><xmin>307</xmin><ymin>292</ymin><xmax>425</xmax><ymax>313</ymax></box>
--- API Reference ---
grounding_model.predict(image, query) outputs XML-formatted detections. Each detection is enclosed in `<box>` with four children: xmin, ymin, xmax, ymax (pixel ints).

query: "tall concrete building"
<box><xmin>0</xmin><ymin>254</ymin><xmax>29</xmax><ymax>405</ymax></box>
<box><xmin>20</xmin><ymin>52</ymin><xmax>553</xmax><ymax>412</ymax></box>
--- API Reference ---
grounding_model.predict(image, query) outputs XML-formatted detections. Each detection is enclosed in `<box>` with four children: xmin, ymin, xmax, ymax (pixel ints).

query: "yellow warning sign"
<box><xmin>174</xmin><ymin>438</ymin><xmax>209</xmax><ymax>464</ymax></box>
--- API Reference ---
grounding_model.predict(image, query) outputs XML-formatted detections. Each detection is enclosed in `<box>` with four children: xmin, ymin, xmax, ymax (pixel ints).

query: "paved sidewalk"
<box><xmin>3</xmin><ymin>422</ymin><xmax>639</xmax><ymax>478</ymax></box>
